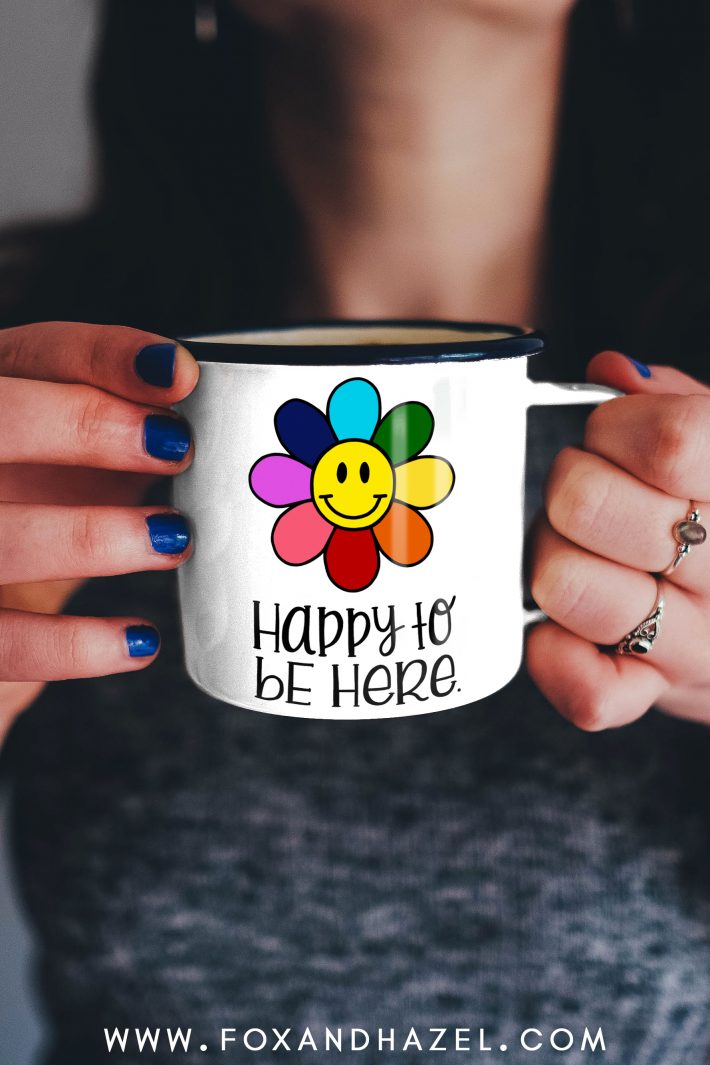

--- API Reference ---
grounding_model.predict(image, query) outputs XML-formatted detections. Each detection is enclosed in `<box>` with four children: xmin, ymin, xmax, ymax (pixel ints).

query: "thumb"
<box><xmin>586</xmin><ymin>350</ymin><xmax>710</xmax><ymax>397</ymax></box>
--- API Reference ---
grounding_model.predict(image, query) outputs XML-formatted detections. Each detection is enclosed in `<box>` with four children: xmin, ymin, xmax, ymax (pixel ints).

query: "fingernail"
<box><xmin>135</xmin><ymin>343</ymin><xmax>176</xmax><ymax>388</ymax></box>
<box><xmin>126</xmin><ymin>625</ymin><xmax>160</xmax><ymax>658</ymax></box>
<box><xmin>624</xmin><ymin>355</ymin><xmax>652</xmax><ymax>379</ymax></box>
<box><xmin>144</xmin><ymin>414</ymin><xmax>191</xmax><ymax>462</ymax></box>
<box><xmin>146</xmin><ymin>512</ymin><xmax>191</xmax><ymax>554</ymax></box>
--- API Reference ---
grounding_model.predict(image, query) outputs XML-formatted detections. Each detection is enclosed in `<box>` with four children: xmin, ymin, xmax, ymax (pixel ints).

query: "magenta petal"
<box><xmin>249</xmin><ymin>454</ymin><xmax>312</xmax><ymax>507</ymax></box>
<box><xmin>272</xmin><ymin>502</ymin><xmax>333</xmax><ymax>564</ymax></box>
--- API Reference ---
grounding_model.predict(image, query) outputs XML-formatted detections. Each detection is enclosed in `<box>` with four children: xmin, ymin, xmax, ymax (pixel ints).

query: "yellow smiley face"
<box><xmin>312</xmin><ymin>441</ymin><xmax>394</xmax><ymax>530</ymax></box>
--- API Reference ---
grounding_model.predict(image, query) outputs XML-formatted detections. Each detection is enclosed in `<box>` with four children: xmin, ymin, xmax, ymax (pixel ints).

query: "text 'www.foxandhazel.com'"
<box><xmin>103</xmin><ymin>1024</ymin><xmax>606</xmax><ymax>1056</ymax></box>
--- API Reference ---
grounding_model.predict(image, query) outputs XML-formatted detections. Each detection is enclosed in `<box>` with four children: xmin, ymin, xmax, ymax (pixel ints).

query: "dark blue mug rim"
<box><xmin>180</xmin><ymin>319</ymin><xmax>545</xmax><ymax>366</ymax></box>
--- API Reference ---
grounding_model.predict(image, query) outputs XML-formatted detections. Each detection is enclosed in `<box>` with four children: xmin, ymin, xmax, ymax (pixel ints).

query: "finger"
<box><xmin>0</xmin><ymin>610</ymin><xmax>161</xmax><ymax>682</ymax></box>
<box><xmin>545</xmin><ymin>447</ymin><xmax>709</xmax><ymax>591</ymax></box>
<box><xmin>586</xmin><ymin>350</ymin><xmax>710</xmax><ymax>397</ymax></box>
<box><xmin>0</xmin><ymin>378</ymin><xmax>192</xmax><ymax>472</ymax></box>
<box><xmin>583</xmin><ymin>391</ymin><xmax>710</xmax><ymax>500</ymax></box>
<box><xmin>526</xmin><ymin>621</ymin><xmax>670</xmax><ymax>731</ymax></box>
<box><xmin>530</xmin><ymin>517</ymin><xmax>710</xmax><ymax>683</ymax></box>
<box><xmin>0</xmin><ymin>579</ymin><xmax>81</xmax><ymax>614</ymax></box>
<box><xmin>0</xmin><ymin>465</ymin><xmax>155</xmax><ymax>506</ymax></box>
<box><xmin>0</xmin><ymin>322</ymin><xmax>199</xmax><ymax>403</ymax></box>
<box><xmin>0</xmin><ymin>504</ymin><xmax>192</xmax><ymax>584</ymax></box>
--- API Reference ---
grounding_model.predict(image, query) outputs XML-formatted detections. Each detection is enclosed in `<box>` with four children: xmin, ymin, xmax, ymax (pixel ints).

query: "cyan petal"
<box><xmin>327</xmin><ymin>378</ymin><xmax>381</xmax><ymax>441</ymax></box>
<box><xmin>275</xmin><ymin>399</ymin><xmax>336</xmax><ymax>467</ymax></box>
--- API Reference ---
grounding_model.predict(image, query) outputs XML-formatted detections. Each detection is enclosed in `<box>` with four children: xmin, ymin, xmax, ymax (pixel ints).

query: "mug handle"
<box><xmin>527</xmin><ymin>381</ymin><xmax>623</xmax><ymax>408</ymax></box>
<box><xmin>522</xmin><ymin>379</ymin><xmax>623</xmax><ymax>627</ymax></box>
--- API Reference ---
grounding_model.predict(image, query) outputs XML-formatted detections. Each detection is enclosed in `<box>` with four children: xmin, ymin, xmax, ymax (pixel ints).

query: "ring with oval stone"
<box><xmin>657</xmin><ymin>502</ymin><xmax>707</xmax><ymax>576</ymax></box>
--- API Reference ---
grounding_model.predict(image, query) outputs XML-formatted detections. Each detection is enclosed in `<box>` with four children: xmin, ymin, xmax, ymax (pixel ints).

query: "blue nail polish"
<box><xmin>144</xmin><ymin>414</ymin><xmax>191</xmax><ymax>462</ymax></box>
<box><xmin>625</xmin><ymin>355</ymin><xmax>652</xmax><ymax>379</ymax></box>
<box><xmin>126</xmin><ymin>625</ymin><xmax>160</xmax><ymax>658</ymax></box>
<box><xmin>146</xmin><ymin>512</ymin><xmax>191</xmax><ymax>554</ymax></box>
<box><xmin>135</xmin><ymin>343</ymin><xmax>176</xmax><ymax>388</ymax></box>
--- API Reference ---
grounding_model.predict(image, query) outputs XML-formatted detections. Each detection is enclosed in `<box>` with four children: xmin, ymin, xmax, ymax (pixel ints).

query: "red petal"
<box><xmin>325</xmin><ymin>528</ymin><xmax>379</xmax><ymax>592</ymax></box>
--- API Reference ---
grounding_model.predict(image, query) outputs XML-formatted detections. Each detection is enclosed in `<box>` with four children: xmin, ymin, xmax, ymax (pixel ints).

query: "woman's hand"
<box><xmin>527</xmin><ymin>350</ymin><xmax>710</xmax><ymax>731</ymax></box>
<box><xmin>0</xmin><ymin>322</ymin><xmax>199</xmax><ymax>742</ymax></box>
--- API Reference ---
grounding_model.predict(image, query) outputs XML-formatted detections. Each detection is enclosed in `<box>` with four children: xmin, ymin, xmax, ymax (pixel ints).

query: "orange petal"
<box><xmin>374</xmin><ymin>502</ymin><xmax>432</xmax><ymax>566</ymax></box>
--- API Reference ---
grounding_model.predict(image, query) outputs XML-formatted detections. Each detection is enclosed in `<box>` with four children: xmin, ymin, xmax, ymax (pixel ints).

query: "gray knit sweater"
<box><xmin>3</xmin><ymin>409</ymin><xmax>710</xmax><ymax>1065</ymax></box>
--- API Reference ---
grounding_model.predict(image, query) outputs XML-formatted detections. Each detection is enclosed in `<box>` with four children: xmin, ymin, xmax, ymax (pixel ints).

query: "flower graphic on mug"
<box><xmin>249</xmin><ymin>378</ymin><xmax>454</xmax><ymax>591</ymax></box>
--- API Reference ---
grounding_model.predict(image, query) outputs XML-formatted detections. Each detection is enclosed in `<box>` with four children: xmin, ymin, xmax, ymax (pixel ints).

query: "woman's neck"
<box><xmin>263</xmin><ymin>5</ymin><xmax>569</xmax><ymax>324</ymax></box>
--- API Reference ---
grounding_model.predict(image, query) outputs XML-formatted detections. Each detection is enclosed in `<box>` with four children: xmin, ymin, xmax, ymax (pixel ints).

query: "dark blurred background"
<box><xmin>0</xmin><ymin>3</ymin><xmax>98</xmax><ymax>1059</ymax></box>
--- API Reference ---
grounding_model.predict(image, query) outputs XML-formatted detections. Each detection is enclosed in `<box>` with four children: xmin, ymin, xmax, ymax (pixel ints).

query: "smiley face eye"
<box><xmin>359</xmin><ymin>461</ymin><xmax>370</xmax><ymax>483</ymax></box>
<box><xmin>337</xmin><ymin>461</ymin><xmax>347</xmax><ymax>483</ymax></box>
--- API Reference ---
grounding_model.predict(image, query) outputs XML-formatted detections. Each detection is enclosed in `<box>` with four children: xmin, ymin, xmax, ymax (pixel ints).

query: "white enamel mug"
<box><xmin>175</xmin><ymin>322</ymin><xmax>619</xmax><ymax>720</ymax></box>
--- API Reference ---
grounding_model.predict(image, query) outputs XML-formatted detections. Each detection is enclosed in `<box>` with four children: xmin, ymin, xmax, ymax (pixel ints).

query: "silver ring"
<box><xmin>615</xmin><ymin>579</ymin><xmax>665</xmax><ymax>656</ymax></box>
<box><xmin>659</xmin><ymin>502</ymin><xmax>706</xmax><ymax>575</ymax></box>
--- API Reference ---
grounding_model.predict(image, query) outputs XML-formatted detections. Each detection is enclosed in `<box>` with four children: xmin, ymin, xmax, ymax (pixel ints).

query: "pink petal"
<box><xmin>249</xmin><ymin>454</ymin><xmax>312</xmax><ymax>507</ymax></box>
<box><xmin>273</xmin><ymin>502</ymin><xmax>333</xmax><ymax>564</ymax></box>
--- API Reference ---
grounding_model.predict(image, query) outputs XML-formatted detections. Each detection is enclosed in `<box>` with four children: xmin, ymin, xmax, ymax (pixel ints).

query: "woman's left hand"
<box><xmin>527</xmin><ymin>350</ymin><xmax>710</xmax><ymax>731</ymax></box>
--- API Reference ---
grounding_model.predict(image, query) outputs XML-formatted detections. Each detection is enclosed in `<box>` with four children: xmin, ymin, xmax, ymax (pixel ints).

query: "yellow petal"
<box><xmin>394</xmin><ymin>457</ymin><xmax>454</xmax><ymax>509</ymax></box>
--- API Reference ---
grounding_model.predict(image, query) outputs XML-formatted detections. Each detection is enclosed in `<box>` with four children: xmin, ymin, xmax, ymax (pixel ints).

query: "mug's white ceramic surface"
<box><xmin>175</xmin><ymin>322</ymin><xmax>618</xmax><ymax>720</ymax></box>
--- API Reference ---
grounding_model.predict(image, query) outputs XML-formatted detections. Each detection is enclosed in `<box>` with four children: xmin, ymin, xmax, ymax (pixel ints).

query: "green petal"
<box><xmin>372</xmin><ymin>402</ymin><xmax>433</xmax><ymax>465</ymax></box>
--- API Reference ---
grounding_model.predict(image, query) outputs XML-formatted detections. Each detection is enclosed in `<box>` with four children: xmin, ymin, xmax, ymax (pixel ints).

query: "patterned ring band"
<box><xmin>615</xmin><ymin>579</ymin><xmax>665</xmax><ymax>656</ymax></box>
<box><xmin>659</xmin><ymin>502</ymin><xmax>707</xmax><ymax>576</ymax></box>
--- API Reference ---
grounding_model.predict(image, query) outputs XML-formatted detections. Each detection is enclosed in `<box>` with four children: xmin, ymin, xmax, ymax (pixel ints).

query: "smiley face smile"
<box><xmin>318</xmin><ymin>493</ymin><xmax>388</xmax><ymax>521</ymax></box>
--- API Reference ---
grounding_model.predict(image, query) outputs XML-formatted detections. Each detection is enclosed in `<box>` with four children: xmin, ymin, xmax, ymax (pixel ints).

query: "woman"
<box><xmin>1</xmin><ymin>1</ymin><xmax>710</xmax><ymax>1062</ymax></box>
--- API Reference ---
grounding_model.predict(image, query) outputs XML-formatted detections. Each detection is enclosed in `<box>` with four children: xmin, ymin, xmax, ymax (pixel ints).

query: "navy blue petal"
<box><xmin>275</xmin><ymin>399</ymin><xmax>336</xmax><ymax>467</ymax></box>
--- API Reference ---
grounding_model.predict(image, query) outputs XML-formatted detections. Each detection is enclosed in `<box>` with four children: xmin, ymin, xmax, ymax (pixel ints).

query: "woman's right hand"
<box><xmin>0</xmin><ymin>322</ymin><xmax>200</xmax><ymax>741</ymax></box>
